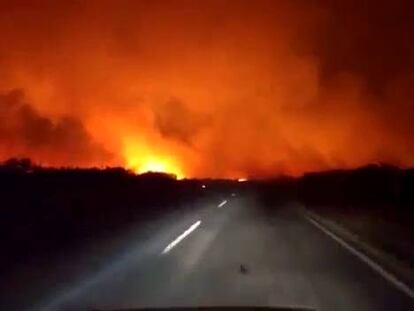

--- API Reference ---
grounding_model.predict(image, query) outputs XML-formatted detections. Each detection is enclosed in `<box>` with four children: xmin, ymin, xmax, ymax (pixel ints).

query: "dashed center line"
<box><xmin>162</xmin><ymin>220</ymin><xmax>201</xmax><ymax>254</ymax></box>
<box><xmin>162</xmin><ymin>198</ymin><xmax>229</xmax><ymax>255</ymax></box>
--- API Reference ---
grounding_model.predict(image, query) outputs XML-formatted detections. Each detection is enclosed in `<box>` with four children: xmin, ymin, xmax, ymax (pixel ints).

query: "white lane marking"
<box><xmin>162</xmin><ymin>220</ymin><xmax>201</xmax><ymax>254</ymax></box>
<box><xmin>305</xmin><ymin>215</ymin><xmax>414</xmax><ymax>300</ymax></box>
<box><xmin>218</xmin><ymin>200</ymin><xmax>227</xmax><ymax>208</ymax></box>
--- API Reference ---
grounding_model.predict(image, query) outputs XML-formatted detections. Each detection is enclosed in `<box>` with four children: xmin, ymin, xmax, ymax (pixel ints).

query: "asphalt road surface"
<box><xmin>4</xmin><ymin>196</ymin><xmax>414</xmax><ymax>310</ymax></box>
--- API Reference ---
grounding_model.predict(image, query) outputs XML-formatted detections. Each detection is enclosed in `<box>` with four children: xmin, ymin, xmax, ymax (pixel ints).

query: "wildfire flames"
<box><xmin>0</xmin><ymin>1</ymin><xmax>413</xmax><ymax>178</ymax></box>
<box><xmin>124</xmin><ymin>140</ymin><xmax>184</xmax><ymax>178</ymax></box>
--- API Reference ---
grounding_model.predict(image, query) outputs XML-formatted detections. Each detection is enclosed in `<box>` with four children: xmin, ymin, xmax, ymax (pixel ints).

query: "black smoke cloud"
<box><xmin>0</xmin><ymin>89</ymin><xmax>112</xmax><ymax>166</ymax></box>
<box><xmin>154</xmin><ymin>98</ymin><xmax>210</xmax><ymax>146</ymax></box>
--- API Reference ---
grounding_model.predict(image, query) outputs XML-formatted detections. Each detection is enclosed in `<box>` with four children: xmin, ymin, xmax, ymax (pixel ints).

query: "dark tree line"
<box><xmin>0</xmin><ymin>158</ymin><xmax>222</xmax><ymax>271</ymax></box>
<box><xmin>258</xmin><ymin>164</ymin><xmax>414</xmax><ymax>223</ymax></box>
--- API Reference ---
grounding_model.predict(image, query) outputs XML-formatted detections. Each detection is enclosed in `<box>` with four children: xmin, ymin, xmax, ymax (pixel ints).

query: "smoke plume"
<box><xmin>0</xmin><ymin>0</ymin><xmax>413</xmax><ymax>177</ymax></box>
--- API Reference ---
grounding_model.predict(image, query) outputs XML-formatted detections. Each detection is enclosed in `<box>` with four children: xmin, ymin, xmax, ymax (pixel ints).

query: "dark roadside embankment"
<box><xmin>258</xmin><ymin>164</ymin><xmax>414</xmax><ymax>287</ymax></box>
<box><xmin>0</xmin><ymin>158</ymin><xmax>240</xmax><ymax>277</ymax></box>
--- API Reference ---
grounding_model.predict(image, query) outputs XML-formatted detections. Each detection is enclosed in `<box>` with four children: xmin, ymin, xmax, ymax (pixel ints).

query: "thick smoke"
<box><xmin>0</xmin><ymin>0</ymin><xmax>413</xmax><ymax>177</ymax></box>
<box><xmin>0</xmin><ymin>89</ymin><xmax>113</xmax><ymax>166</ymax></box>
<box><xmin>154</xmin><ymin>98</ymin><xmax>210</xmax><ymax>146</ymax></box>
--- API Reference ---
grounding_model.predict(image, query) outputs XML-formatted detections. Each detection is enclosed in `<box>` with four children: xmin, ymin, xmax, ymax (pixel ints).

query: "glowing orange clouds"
<box><xmin>0</xmin><ymin>1</ymin><xmax>413</xmax><ymax>177</ymax></box>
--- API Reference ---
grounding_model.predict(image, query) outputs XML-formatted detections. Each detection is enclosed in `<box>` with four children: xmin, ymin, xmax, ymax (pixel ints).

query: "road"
<box><xmin>6</xmin><ymin>195</ymin><xmax>414</xmax><ymax>310</ymax></box>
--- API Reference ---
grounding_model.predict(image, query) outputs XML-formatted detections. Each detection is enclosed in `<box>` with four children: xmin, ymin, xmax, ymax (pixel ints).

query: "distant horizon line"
<box><xmin>0</xmin><ymin>157</ymin><xmax>410</xmax><ymax>181</ymax></box>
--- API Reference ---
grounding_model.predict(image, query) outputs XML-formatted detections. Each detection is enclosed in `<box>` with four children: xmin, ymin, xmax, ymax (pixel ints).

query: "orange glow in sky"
<box><xmin>0</xmin><ymin>1</ymin><xmax>413</xmax><ymax>177</ymax></box>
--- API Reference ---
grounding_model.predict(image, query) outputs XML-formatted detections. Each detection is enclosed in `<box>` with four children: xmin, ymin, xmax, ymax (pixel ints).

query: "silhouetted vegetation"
<box><xmin>0</xmin><ymin>158</ymin><xmax>233</xmax><ymax>272</ymax></box>
<box><xmin>259</xmin><ymin>164</ymin><xmax>414</xmax><ymax>215</ymax></box>
<box><xmin>258</xmin><ymin>164</ymin><xmax>414</xmax><ymax>268</ymax></box>
<box><xmin>3</xmin><ymin>159</ymin><xmax>414</xmax><ymax>276</ymax></box>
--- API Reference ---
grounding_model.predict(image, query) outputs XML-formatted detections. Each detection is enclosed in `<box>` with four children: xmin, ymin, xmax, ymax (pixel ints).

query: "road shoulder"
<box><xmin>299</xmin><ymin>205</ymin><xmax>414</xmax><ymax>301</ymax></box>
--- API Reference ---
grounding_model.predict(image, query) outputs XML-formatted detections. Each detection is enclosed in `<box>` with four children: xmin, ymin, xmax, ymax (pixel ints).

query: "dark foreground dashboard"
<box><xmin>93</xmin><ymin>307</ymin><xmax>316</xmax><ymax>311</ymax></box>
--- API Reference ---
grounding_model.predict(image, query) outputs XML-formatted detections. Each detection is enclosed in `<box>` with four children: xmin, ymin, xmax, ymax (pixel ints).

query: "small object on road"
<box><xmin>239</xmin><ymin>264</ymin><xmax>248</xmax><ymax>274</ymax></box>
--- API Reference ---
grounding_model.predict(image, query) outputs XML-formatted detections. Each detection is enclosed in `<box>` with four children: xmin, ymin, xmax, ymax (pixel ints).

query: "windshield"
<box><xmin>1</xmin><ymin>1</ymin><xmax>414</xmax><ymax>311</ymax></box>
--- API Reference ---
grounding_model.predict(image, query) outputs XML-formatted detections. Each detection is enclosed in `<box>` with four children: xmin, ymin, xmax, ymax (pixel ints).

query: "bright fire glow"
<box><xmin>128</xmin><ymin>156</ymin><xmax>184</xmax><ymax>179</ymax></box>
<box><xmin>124</xmin><ymin>141</ymin><xmax>184</xmax><ymax>179</ymax></box>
